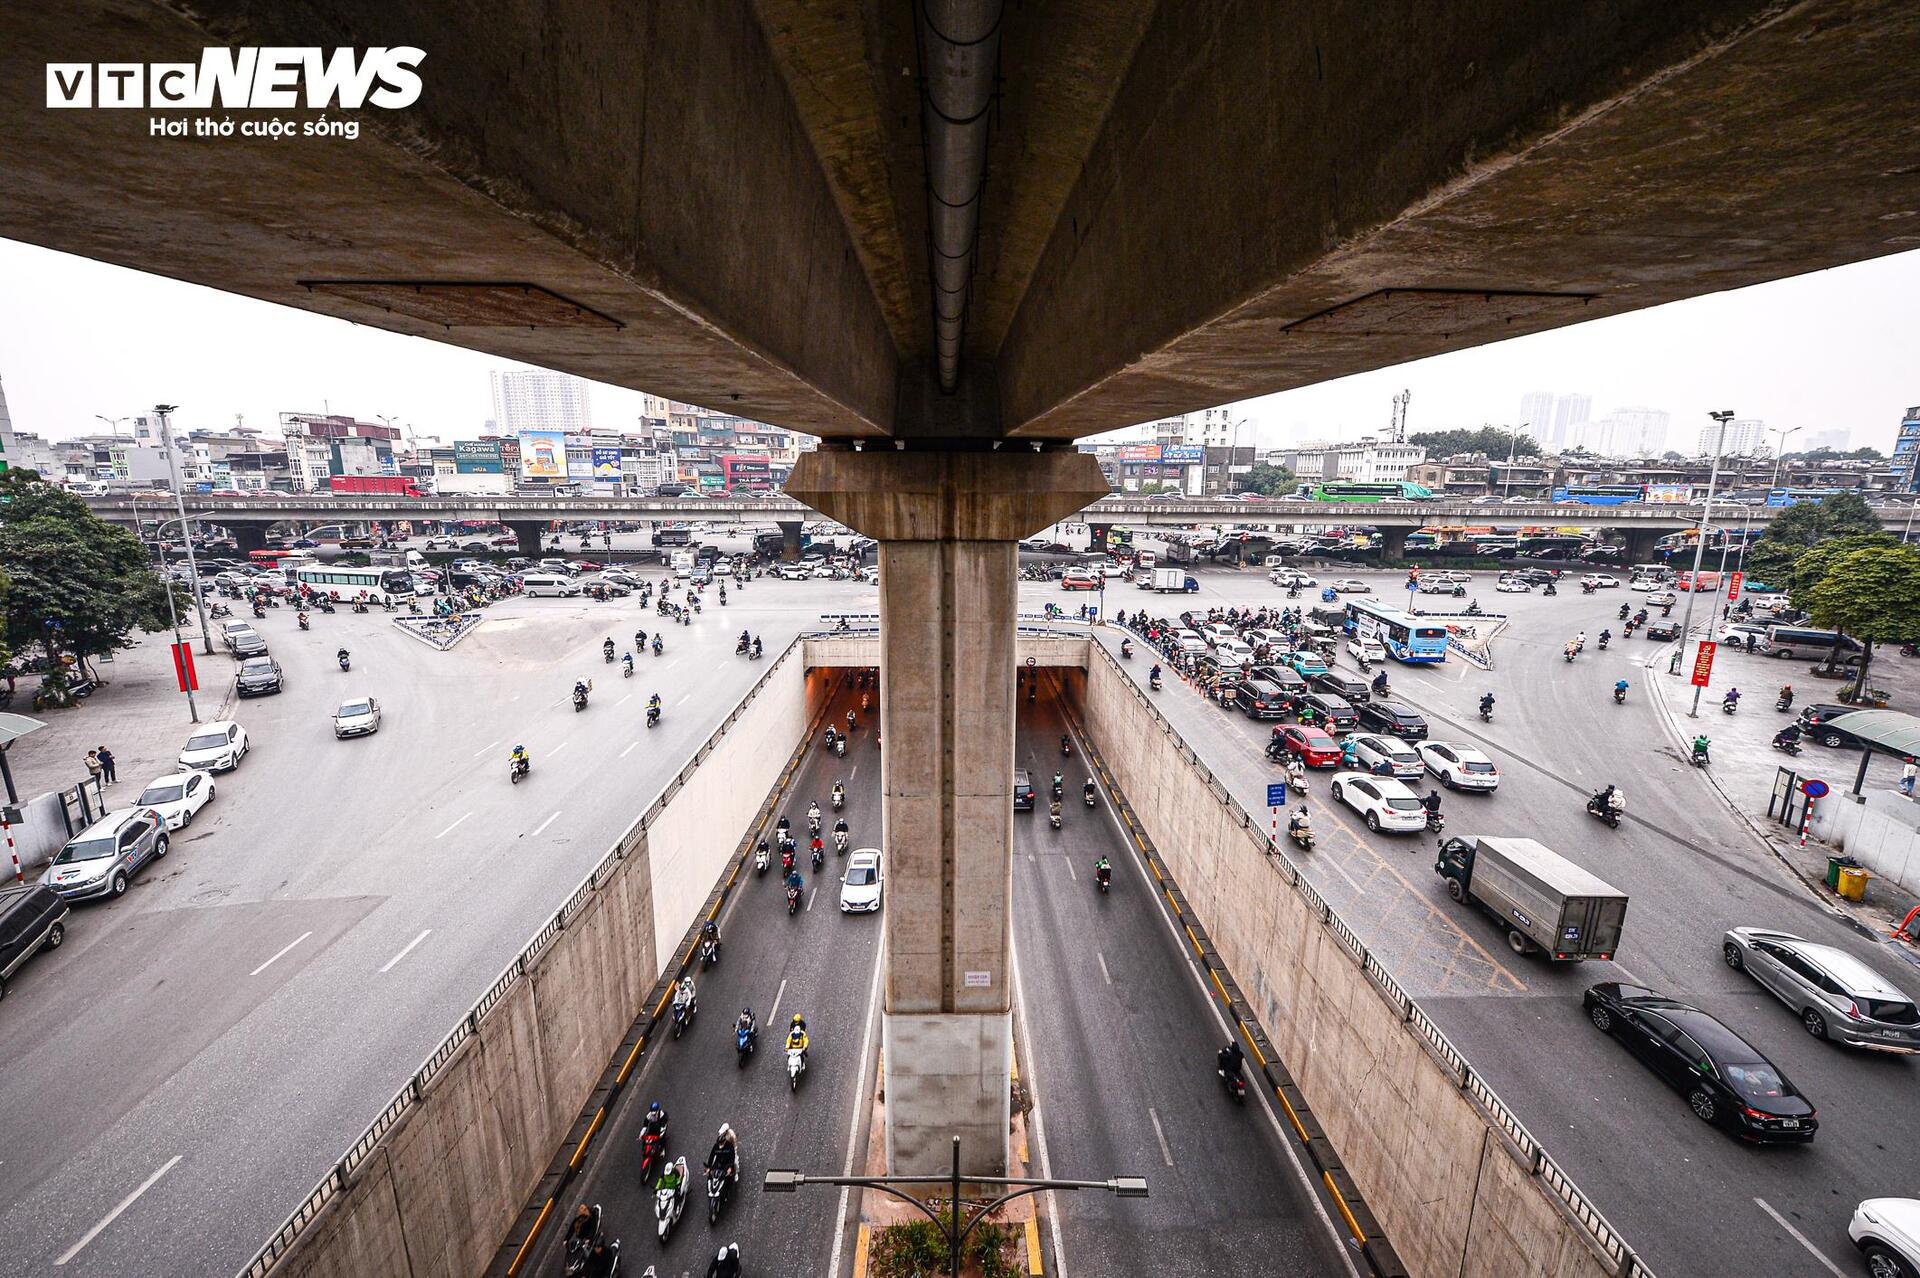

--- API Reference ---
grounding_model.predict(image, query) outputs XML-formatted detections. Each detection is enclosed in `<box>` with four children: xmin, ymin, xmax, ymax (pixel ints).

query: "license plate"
<box><xmin>1779</xmin><ymin>1119</ymin><xmax>1800</xmax><ymax>1128</ymax></box>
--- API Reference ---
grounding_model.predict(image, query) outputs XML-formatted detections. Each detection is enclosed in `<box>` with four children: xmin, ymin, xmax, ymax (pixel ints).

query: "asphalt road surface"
<box><xmin>1094</xmin><ymin>566</ymin><xmax>1919</xmax><ymax>1278</ymax></box>
<box><xmin>0</xmin><ymin>573</ymin><xmax>877</xmax><ymax>1278</ymax></box>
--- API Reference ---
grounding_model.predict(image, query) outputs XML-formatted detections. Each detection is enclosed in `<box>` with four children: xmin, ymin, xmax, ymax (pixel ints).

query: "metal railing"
<box><xmin>236</xmin><ymin>636</ymin><xmax>808</xmax><ymax>1278</ymax></box>
<box><xmin>1084</xmin><ymin>637</ymin><xmax>1657</xmax><ymax>1278</ymax></box>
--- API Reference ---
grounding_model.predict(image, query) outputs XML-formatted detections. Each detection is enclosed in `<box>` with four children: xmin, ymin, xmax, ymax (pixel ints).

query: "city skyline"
<box><xmin>2</xmin><ymin>235</ymin><xmax>1914</xmax><ymax>456</ymax></box>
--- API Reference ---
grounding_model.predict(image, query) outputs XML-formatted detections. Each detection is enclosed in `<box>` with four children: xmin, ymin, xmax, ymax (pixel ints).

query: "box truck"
<box><xmin>1434</xmin><ymin>836</ymin><xmax>1628</xmax><ymax>961</ymax></box>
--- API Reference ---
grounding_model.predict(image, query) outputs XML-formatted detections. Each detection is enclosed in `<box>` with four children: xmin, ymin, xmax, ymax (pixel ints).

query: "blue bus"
<box><xmin>1551</xmin><ymin>485</ymin><xmax>1645</xmax><ymax>505</ymax></box>
<box><xmin>1765</xmin><ymin>487</ymin><xmax>1860</xmax><ymax>507</ymax></box>
<box><xmin>1343</xmin><ymin>599</ymin><xmax>1450</xmax><ymax>663</ymax></box>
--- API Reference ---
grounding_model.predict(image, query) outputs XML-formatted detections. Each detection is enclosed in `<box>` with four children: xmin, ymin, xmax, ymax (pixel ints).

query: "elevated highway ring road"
<box><xmin>79</xmin><ymin>492</ymin><xmax>1775</xmax><ymax>533</ymax></box>
<box><xmin>1087</xmin><ymin>569</ymin><xmax>1919</xmax><ymax>1278</ymax></box>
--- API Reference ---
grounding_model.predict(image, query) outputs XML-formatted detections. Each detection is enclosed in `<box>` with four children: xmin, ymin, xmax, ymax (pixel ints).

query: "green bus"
<box><xmin>1298</xmin><ymin>481</ymin><xmax>1434</xmax><ymax>503</ymax></box>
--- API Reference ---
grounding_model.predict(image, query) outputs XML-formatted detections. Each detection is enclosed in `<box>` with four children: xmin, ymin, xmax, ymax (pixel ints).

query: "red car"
<box><xmin>1273</xmin><ymin>724</ymin><xmax>1342</xmax><ymax>767</ymax></box>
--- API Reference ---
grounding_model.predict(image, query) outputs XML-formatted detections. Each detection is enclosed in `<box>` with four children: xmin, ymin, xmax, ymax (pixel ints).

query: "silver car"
<box><xmin>1723</xmin><ymin>927</ymin><xmax>1920</xmax><ymax>1052</ymax></box>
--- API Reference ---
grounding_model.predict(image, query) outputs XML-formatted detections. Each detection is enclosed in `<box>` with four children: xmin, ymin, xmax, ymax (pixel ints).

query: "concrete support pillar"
<box><xmin>1376</xmin><ymin>525</ymin><xmax>1410</xmax><ymax>563</ymax></box>
<box><xmin>232</xmin><ymin>524</ymin><xmax>268</xmax><ymax>555</ymax></box>
<box><xmin>508</xmin><ymin>520</ymin><xmax>546</xmax><ymax>558</ymax></box>
<box><xmin>786</xmin><ymin>449</ymin><xmax>1106</xmax><ymax>1179</ymax></box>
<box><xmin>777</xmin><ymin>520</ymin><xmax>804</xmax><ymax>562</ymax></box>
<box><xmin>1621</xmin><ymin>527</ymin><xmax>1659</xmax><ymax>564</ymax></box>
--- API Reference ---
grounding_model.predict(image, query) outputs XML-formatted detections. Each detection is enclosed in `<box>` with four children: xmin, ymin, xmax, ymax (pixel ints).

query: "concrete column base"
<box><xmin>884</xmin><ymin>1010</ymin><xmax>1012</xmax><ymax>1178</ymax></box>
<box><xmin>777</xmin><ymin>520</ymin><xmax>803</xmax><ymax>562</ymax></box>
<box><xmin>507</xmin><ymin>520</ymin><xmax>545</xmax><ymax>558</ymax></box>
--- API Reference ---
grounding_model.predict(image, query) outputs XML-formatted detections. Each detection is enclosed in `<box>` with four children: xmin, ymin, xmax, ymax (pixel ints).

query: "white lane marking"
<box><xmin>379</xmin><ymin>929</ymin><xmax>433</xmax><ymax>973</ymax></box>
<box><xmin>550</xmin><ymin>740</ymin><xmax>571</xmax><ymax>756</ymax></box>
<box><xmin>1064</xmin><ymin>858</ymin><xmax>1076</xmax><ymax>882</ymax></box>
<box><xmin>1147</xmin><ymin>1106</ymin><xmax>1175</xmax><ymax>1166</ymax></box>
<box><xmin>1322</xmin><ymin>855</ymin><xmax>1367</xmax><ymax>895</ymax></box>
<box><xmin>768</xmin><ymin>977</ymin><xmax>789</xmax><ymax>1023</ymax></box>
<box><xmin>55</xmin><ymin>1155</ymin><xmax>182</xmax><ymax>1266</ymax></box>
<box><xmin>1753</xmin><ymin>1198</ymin><xmax>1846</xmax><ymax>1277</ymax></box>
<box><xmin>827</xmin><ymin>929</ymin><xmax>888</xmax><ymax>1278</ymax></box>
<box><xmin>1096</xmin><ymin>951</ymin><xmax>1112</xmax><ymax>986</ymax></box>
<box><xmin>807</xmin><ymin>887</ymin><xmax>817</xmax><ymax>912</ymax></box>
<box><xmin>530</xmin><ymin>811</ymin><xmax>561</xmax><ymax>839</ymax></box>
<box><xmin>614</xmin><ymin>694</ymin><xmax>631</xmax><ymax>708</ymax></box>
<box><xmin>676</xmin><ymin>692</ymin><xmax>693</xmax><ymax>706</ymax></box>
<box><xmin>619</xmin><ymin>741</ymin><xmax>639</xmax><ymax>759</ymax></box>
<box><xmin>435</xmin><ymin>812</ymin><xmax>471</xmax><ymax>839</ymax></box>
<box><xmin>472</xmin><ymin>738</ymin><xmax>500</xmax><ymax>759</ymax></box>
<box><xmin>249</xmin><ymin>931</ymin><xmax>313</xmax><ymax>978</ymax></box>
<box><xmin>1010</xmin><ymin>941</ymin><xmax>1071</xmax><ymax>1278</ymax></box>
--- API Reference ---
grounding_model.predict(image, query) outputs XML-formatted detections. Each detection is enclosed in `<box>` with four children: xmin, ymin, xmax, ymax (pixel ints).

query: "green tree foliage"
<box><xmin>1789</xmin><ymin>446</ymin><xmax>1884</xmax><ymax>462</ymax></box>
<box><xmin>869</xmin><ymin>1213</ymin><xmax>1019</xmax><ymax>1278</ymax></box>
<box><xmin>1408</xmin><ymin>427</ymin><xmax>1542</xmax><ymax>459</ymax></box>
<box><xmin>1803</xmin><ymin>543</ymin><xmax>1920</xmax><ymax>696</ymax></box>
<box><xmin>1235</xmin><ymin>463</ymin><xmax>1297</xmax><ymax>496</ymax></box>
<box><xmin>0</xmin><ymin>470</ymin><xmax>174</xmax><ymax>680</ymax></box>
<box><xmin>1745</xmin><ymin>492</ymin><xmax>1882</xmax><ymax>589</ymax></box>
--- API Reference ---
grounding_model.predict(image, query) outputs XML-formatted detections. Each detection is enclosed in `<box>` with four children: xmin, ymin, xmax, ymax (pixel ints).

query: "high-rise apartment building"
<box><xmin>1519</xmin><ymin>391</ymin><xmax>1557</xmax><ymax>446</ymax></box>
<box><xmin>1890</xmin><ymin>406</ymin><xmax>1920</xmax><ymax>493</ymax></box>
<box><xmin>1597</xmin><ymin>407</ymin><xmax>1670</xmax><ymax>458</ymax></box>
<box><xmin>1699</xmin><ymin>417</ymin><xmax>1766</xmax><ymax>456</ymax></box>
<box><xmin>490</xmin><ymin>368</ymin><xmax>593</xmax><ymax>432</ymax></box>
<box><xmin>1550</xmin><ymin>393</ymin><xmax>1592</xmax><ymax>450</ymax></box>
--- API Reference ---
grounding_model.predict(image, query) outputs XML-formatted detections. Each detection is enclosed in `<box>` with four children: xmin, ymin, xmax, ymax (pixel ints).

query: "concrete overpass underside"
<box><xmin>10</xmin><ymin>0</ymin><xmax>1917</xmax><ymax>1191</ymax></box>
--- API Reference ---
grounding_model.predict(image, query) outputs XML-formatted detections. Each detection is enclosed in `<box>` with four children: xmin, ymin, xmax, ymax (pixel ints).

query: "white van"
<box><xmin>522</xmin><ymin>573</ymin><xmax>581</xmax><ymax>598</ymax></box>
<box><xmin>671</xmin><ymin>550</ymin><xmax>695</xmax><ymax>578</ymax></box>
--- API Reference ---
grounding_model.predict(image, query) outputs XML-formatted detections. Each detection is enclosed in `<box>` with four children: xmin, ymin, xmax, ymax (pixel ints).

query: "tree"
<box><xmin>1236</xmin><ymin>462</ymin><xmax>1296</xmax><ymax>497</ymax></box>
<box><xmin>0</xmin><ymin>470</ymin><xmax>175</xmax><ymax>689</ymax></box>
<box><xmin>1744</xmin><ymin>492</ymin><xmax>1882</xmax><ymax>587</ymax></box>
<box><xmin>1789</xmin><ymin>446</ymin><xmax>1884</xmax><ymax>463</ymax></box>
<box><xmin>1408</xmin><ymin>427</ymin><xmax>1541</xmax><ymax>459</ymax></box>
<box><xmin>1804</xmin><ymin>543</ymin><xmax>1920</xmax><ymax>698</ymax></box>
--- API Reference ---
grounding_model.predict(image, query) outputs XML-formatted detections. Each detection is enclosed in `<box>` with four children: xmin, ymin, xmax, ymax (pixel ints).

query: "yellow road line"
<box><xmin>1323</xmin><ymin>1171</ymin><xmax>1366</xmax><ymax>1243</ymax></box>
<box><xmin>851</xmin><ymin>1223</ymin><xmax>871</xmax><ymax>1278</ymax></box>
<box><xmin>615</xmin><ymin>1035</ymin><xmax>647</xmax><ymax>1086</ymax></box>
<box><xmin>1024</xmin><ymin>1218</ymin><xmax>1044</xmax><ymax>1274</ymax></box>
<box><xmin>567</xmin><ymin>1108</ymin><xmax>606</xmax><ymax>1169</ymax></box>
<box><xmin>505</xmin><ymin>1198</ymin><xmax>554</xmax><ymax>1276</ymax></box>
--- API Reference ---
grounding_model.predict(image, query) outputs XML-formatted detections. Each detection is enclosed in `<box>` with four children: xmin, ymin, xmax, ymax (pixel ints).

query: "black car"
<box><xmin>229</xmin><ymin>630</ymin><xmax>269</xmax><ymax>659</ymax></box>
<box><xmin>1507</xmin><ymin>568</ymin><xmax>1555</xmax><ymax>585</ymax></box>
<box><xmin>1355</xmin><ymin>699</ymin><xmax>1428</xmax><ymax>740</ymax></box>
<box><xmin>1012</xmin><ymin>769</ymin><xmax>1035</xmax><ymax>812</ymax></box>
<box><xmin>1299</xmin><ymin>692</ymin><xmax>1358</xmax><ymax>732</ymax></box>
<box><xmin>1249</xmin><ymin>664</ymin><xmax>1309</xmax><ymax>698</ymax></box>
<box><xmin>235</xmin><ymin>656</ymin><xmax>285</xmax><ymax>696</ymax></box>
<box><xmin>1645</xmin><ymin>621</ymin><xmax>1681</xmax><ymax>641</ymax></box>
<box><xmin>1799</xmin><ymin>704</ymin><xmax>1869</xmax><ymax>748</ymax></box>
<box><xmin>1235</xmin><ymin>676</ymin><xmax>1292</xmax><ymax>720</ymax></box>
<box><xmin>1310</xmin><ymin>671</ymin><xmax>1372</xmax><ymax>705</ymax></box>
<box><xmin>1583</xmin><ymin>982</ymin><xmax>1818</xmax><ymax>1144</ymax></box>
<box><xmin>0</xmin><ymin>883</ymin><xmax>69</xmax><ymax>1002</ymax></box>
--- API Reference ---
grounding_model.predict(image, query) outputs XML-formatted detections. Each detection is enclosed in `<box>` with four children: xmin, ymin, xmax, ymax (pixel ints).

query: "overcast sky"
<box><xmin>3</xmin><ymin>235</ymin><xmax>1915</xmax><ymax>455</ymax></box>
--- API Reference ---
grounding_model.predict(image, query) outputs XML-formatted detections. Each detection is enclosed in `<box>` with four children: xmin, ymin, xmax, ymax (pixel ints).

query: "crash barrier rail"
<box><xmin>1084</xmin><ymin>636</ymin><xmax>1658</xmax><ymax>1278</ymax></box>
<box><xmin>237</xmin><ymin>635</ymin><xmax>811</xmax><ymax>1278</ymax></box>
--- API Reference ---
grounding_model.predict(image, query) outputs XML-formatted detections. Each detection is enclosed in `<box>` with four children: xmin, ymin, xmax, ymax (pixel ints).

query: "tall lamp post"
<box><xmin>1500</xmin><ymin>421</ymin><xmax>1530</xmax><ymax>502</ymax></box>
<box><xmin>1677</xmin><ymin>411</ymin><xmax>1733</xmax><ymax>715</ymax></box>
<box><xmin>155</xmin><ymin>405</ymin><xmax>216</xmax><ymax>654</ymax></box>
<box><xmin>764</xmin><ymin>1137</ymin><xmax>1147</xmax><ymax>1278</ymax></box>
<box><xmin>1721</xmin><ymin>425</ymin><xmax>1801</xmax><ymax>595</ymax></box>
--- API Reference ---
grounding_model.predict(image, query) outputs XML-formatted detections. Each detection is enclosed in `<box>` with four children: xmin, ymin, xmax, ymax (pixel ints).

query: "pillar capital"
<box><xmin>784</xmin><ymin>449</ymin><xmax>1107</xmax><ymax>543</ymax></box>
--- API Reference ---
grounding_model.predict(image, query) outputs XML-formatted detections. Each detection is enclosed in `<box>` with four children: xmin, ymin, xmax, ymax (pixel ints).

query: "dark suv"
<box><xmin>1013</xmin><ymin>769</ymin><xmax>1035</xmax><ymax>811</ymax></box>
<box><xmin>1799</xmin><ymin>704</ymin><xmax>1866</xmax><ymax>748</ymax></box>
<box><xmin>1300</xmin><ymin>693</ymin><xmax>1358</xmax><ymax>732</ymax></box>
<box><xmin>1235</xmin><ymin>676</ymin><xmax>1292</xmax><ymax>720</ymax></box>
<box><xmin>1356</xmin><ymin>699</ymin><xmax>1429</xmax><ymax>740</ymax></box>
<box><xmin>0</xmin><ymin>883</ymin><xmax>69</xmax><ymax>1002</ymax></box>
<box><xmin>235</xmin><ymin>656</ymin><xmax>285</xmax><ymax>696</ymax></box>
<box><xmin>1311</xmin><ymin>671</ymin><xmax>1372</xmax><ymax>705</ymax></box>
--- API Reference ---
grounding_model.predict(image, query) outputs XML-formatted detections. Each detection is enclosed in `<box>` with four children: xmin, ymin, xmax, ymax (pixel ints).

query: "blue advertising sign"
<box><xmin>591</xmin><ymin>447</ymin><xmax>621</xmax><ymax>479</ymax></box>
<box><xmin>1266</xmin><ymin>783</ymin><xmax>1288</xmax><ymax>808</ymax></box>
<box><xmin>454</xmin><ymin>440</ymin><xmax>504</xmax><ymax>474</ymax></box>
<box><xmin>1161</xmin><ymin>444</ymin><xmax>1205</xmax><ymax>464</ymax></box>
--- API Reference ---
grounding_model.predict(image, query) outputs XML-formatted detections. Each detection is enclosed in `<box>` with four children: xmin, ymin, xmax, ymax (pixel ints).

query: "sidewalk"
<box><xmin>1644</xmin><ymin>638</ymin><xmax>1920</xmax><ymax>964</ymax></box>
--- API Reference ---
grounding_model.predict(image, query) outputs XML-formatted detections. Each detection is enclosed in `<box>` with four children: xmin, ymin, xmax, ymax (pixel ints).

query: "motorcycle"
<box><xmin>1771</xmin><ymin>736</ymin><xmax>1802</xmax><ymax>756</ymax></box>
<box><xmin>787</xmin><ymin>1046</ymin><xmax>807</xmax><ymax>1091</ymax></box>
<box><xmin>834</xmin><ymin>830</ymin><xmax>849</xmax><ymax>855</ymax></box>
<box><xmin>1062</xmin><ymin>735</ymin><xmax>1072</xmax><ymax>757</ymax></box>
<box><xmin>338</xmin><ymin>652</ymin><xmax>351</xmax><ymax>672</ymax></box>
<box><xmin>831</xmin><ymin>789</ymin><xmax>844</xmax><ymax>810</ymax></box>
<box><xmin>652</xmin><ymin>638</ymin><xmax>664</xmax><ymax>656</ymax></box>
<box><xmin>1219</xmin><ymin>1066</ymin><xmax>1247</xmax><ymax>1105</ymax></box>
<box><xmin>786</xmin><ymin>885</ymin><xmax>802</xmax><ymax>916</ymax></box>
<box><xmin>209</xmin><ymin>603</ymin><xmax>232</xmax><ymax>620</ymax></box>
<box><xmin>1287</xmin><ymin>821</ymin><xmax>1314</xmax><ymax>852</ymax></box>
<box><xmin>671</xmin><ymin>995</ymin><xmax>696</xmax><ymax>1039</ymax></box>
<box><xmin>510</xmin><ymin>756</ymin><xmax>530</xmax><ymax>785</ymax></box>
<box><xmin>1585</xmin><ymin>795</ymin><xmax>1622</xmax><ymax>829</ymax></box>
<box><xmin>1149</xmin><ymin>673</ymin><xmax>1162</xmax><ymax>691</ymax></box>
<box><xmin>1563</xmin><ymin>650</ymin><xmax>1576</xmax><ymax>664</ymax></box>
<box><xmin>1478</xmin><ymin>704</ymin><xmax>1493</xmax><ymax>723</ymax></box>
<box><xmin>754</xmin><ymin>844</ymin><xmax>770</xmax><ymax>874</ymax></box>
<box><xmin>736</xmin><ymin>1022</ymin><xmax>757</xmax><ymax>1066</ymax></box>
<box><xmin>1120</xmin><ymin>642</ymin><xmax>1133</xmax><ymax>660</ymax></box>
<box><xmin>574</xmin><ymin>690</ymin><xmax>589</xmax><ymax>713</ymax></box>
<box><xmin>1722</xmin><ymin>699</ymin><xmax>1739</xmax><ymax>715</ymax></box>
<box><xmin>561</xmin><ymin>1204</ymin><xmax>602</xmax><ymax>1276</ymax></box>
<box><xmin>1776</xmin><ymin>695</ymin><xmax>1794</xmax><ymax>712</ymax></box>
<box><xmin>638</xmin><ymin>1129</ymin><xmax>667</xmax><ymax>1184</ymax></box>
<box><xmin>647</xmin><ymin>706</ymin><xmax>661</xmax><ymax>729</ymax></box>
<box><xmin>1690</xmin><ymin>747</ymin><xmax>1711</xmax><ymax>769</ymax></box>
<box><xmin>706</xmin><ymin>1166</ymin><xmax>732</xmax><ymax>1226</ymax></box>
<box><xmin>1597</xmin><ymin>635</ymin><xmax>1609</xmax><ymax>650</ymax></box>
<box><xmin>654</xmin><ymin>1157</ymin><xmax>688</xmax><ymax>1243</ymax></box>
<box><xmin>1424</xmin><ymin>809</ymin><xmax>1445</xmax><ymax>834</ymax></box>
<box><xmin>811</xmin><ymin>844</ymin><xmax>824</xmax><ymax>871</ymax></box>
<box><xmin>1095</xmin><ymin>865</ymin><xmax>1111</xmax><ymax>894</ymax></box>
<box><xmin>735</xmin><ymin>640</ymin><xmax>749</xmax><ymax>657</ymax></box>
<box><xmin>296</xmin><ymin>614</ymin><xmax>310</xmax><ymax>631</ymax></box>
<box><xmin>834</xmin><ymin>737</ymin><xmax>846</xmax><ymax>757</ymax></box>
<box><xmin>622</xmin><ymin>662</ymin><xmax>634</xmax><ymax>679</ymax></box>
<box><xmin>699</xmin><ymin>935</ymin><xmax>719</xmax><ymax>970</ymax></box>
<box><xmin>1613</xmin><ymin>686</ymin><xmax>1627</xmax><ymax>704</ymax></box>
<box><xmin>1084</xmin><ymin>786</ymin><xmax>1097</xmax><ymax>807</ymax></box>
<box><xmin>1049</xmin><ymin>807</ymin><xmax>1062</xmax><ymax>830</ymax></box>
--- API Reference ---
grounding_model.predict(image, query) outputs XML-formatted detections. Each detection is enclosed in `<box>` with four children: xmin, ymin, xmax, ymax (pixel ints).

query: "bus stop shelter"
<box><xmin>1825</xmin><ymin>710</ymin><xmax>1920</xmax><ymax>796</ymax></box>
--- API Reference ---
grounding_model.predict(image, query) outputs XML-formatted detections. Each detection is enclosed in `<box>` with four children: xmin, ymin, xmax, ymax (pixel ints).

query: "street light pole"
<box><xmin>1501</xmin><ymin>422</ymin><xmax>1529</xmax><ymax>502</ymax></box>
<box><xmin>1722</xmin><ymin>425</ymin><xmax>1801</xmax><ymax>600</ymax></box>
<box><xmin>765</xmin><ymin>1137</ymin><xmax>1147</xmax><ymax>1278</ymax></box>
<box><xmin>1678</xmin><ymin>411</ymin><xmax>1733</xmax><ymax>716</ymax></box>
<box><xmin>155</xmin><ymin>405</ymin><xmax>216</xmax><ymax>654</ymax></box>
<box><xmin>156</xmin><ymin>542</ymin><xmax>201</xmax><ymax>725</ymax></box>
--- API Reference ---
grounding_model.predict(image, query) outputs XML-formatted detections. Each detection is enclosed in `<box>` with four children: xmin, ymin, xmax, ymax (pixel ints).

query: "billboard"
<box><xmin>454</xmin><ymin>440</ymin><xmax>504</xmax><ymax>474</ymax></box>
<box><xmin>517</xmin><ymin>430</ymin><xmax>566</xmax><ymax>480</ymax></box>
<box><xmin>1644</xmin><ymin>484</ymin><xmax>1691</xmax><ymax>504</ymax></box>
<box><xmin>592</xmin><ymin>447</ymin><xmax>621</xmax><ymax>479</ymax></box>
<box><xmin>1118</xmin><ymin>444</ymin><xmax>1161</xmax><ymax>462</ymax></box>
<box><xmin>1160</xmin><ymin>444</ymin><xmax>1204</xmax><ymax>464</ymax></box>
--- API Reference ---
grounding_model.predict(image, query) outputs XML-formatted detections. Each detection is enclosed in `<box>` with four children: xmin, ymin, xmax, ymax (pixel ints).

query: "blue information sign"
<box><xmin>1266</xmin><ymin>783</ymin><xmax>1288</xmax><ymax>808</ymax></box>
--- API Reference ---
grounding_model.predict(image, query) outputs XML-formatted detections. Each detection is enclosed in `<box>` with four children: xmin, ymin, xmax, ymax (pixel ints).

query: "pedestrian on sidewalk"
<box><xmin>1901</xmin><ymin>757</ymin><xmax>1917</xmax><ymax>797</ymax></box>
<box><xmin>85</xmin><ymin>750</ymin><xmax>103</xmax><ymax>784</ymax></box>
<box><xmin>96</xmin><ymin>746</ymin><xmax>118</xmax><ymax>785</ymax></box>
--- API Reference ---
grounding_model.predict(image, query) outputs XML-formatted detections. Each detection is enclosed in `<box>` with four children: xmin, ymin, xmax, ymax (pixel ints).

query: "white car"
<box><xmin>1646</xmin><ymin>590</ymin><xmax>1678</xmax><ymax>607</ymax></box>
<box><xmin>811</xmin><ymin>564</ymin><xmax>837</xmax><ymax>579</ymax></box>
<box><xmin>1346</xmin><ymin>638</ymin><xmax>1387</xmax><ymax>664</ymax></box>
<box><xmin>1174</xmin><ymin>629</ymin><xmax>1208</xmax><ymax>655</ymax></box>
<box><xmin>1418</xmin><ymin>741</ymin><xmax>1501</xmax><ymax>791</ymax></box>
<box><xmin>1331</xmin><ymin>579</ymin><xmax>1371</xmax><ymax>593</ymax></box>
<box><xmin>1346</xmin><ymin>734</ymin><xmax>1423</xmax><ymax>780</ymax></box>
<box><xmin>1269</xmin><ymin>569</ymin><xmax>1317</xmax><ymax>588</ymax></box>
<box><xmin>1328</xmin><ymin>773</ymin><xmax>1427</xmax><ymax>833</ymax></box>
<box><xmin>839</xmin><ymin>849</ymin><xmax>884</xmax><ymax>914</ymax></box>
<box><xmin>333</xmin><ymin>696</ymin><xmax>383</xmax><ymax>738</ymax></box>
<box><xmin>1216</xmin><ymin>638</ymin><xmax>1255</xmax><ymax>666</ymax></box>
<box><xmin>1201</xmin><ymin>622</ymin><xmax>1237</xmax><ymax>648</ymax></box>
<box><xmin>859</xmin><ymin>566</ymin><xmax>880</xmax><ymax>584</ymax></box>
<box><xmin>712</xmin><ymin>559</ymin><xmax>734</xmax><ymax>576</ymax></box>
<box><xmin>178</xmin><ymin>720</ymin><xmax>249</xmax><ymax>773</ymax></box>
<box><xmin>1850</xmin><ymin>1199</ymin><xmax>1920</xmax><ymax>1278</ymax></box>
<box><xmin>1580</xmin><ymin>573</ymin><xmax>1620</xmax><ymax>588</ymax></box>
<box><xmin>1100</xmin><ymin>563</ymin><xmax>1126</xmax><ymax>578</ymax></box>
<box><xmin>778</xmin><ymin>564</ymin><xmax>811</xmax><ymax>581</ymax></box>
<box><xmin>135</xmin><ymin>770</ymin><xmax>216</xmax><ymax>830</ymax></box>
<box><xmin>1629</xmin><ymin>577</ymin><xmax>1662</xmax><ymax>592</ymax></box>
<box><xmin>1426</xmin><ymin>570</ymin><xmax>1473</xmax><ymax>583</ymax></box>
<box><xmin>1495</xmin><ymin>578</ymin><xmax>1531</xmax><ymax>593</ymax></box>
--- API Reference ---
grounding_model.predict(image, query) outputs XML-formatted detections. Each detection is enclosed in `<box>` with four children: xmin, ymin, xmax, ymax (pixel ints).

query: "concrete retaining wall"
<box><xmin>1813</xmin><ymin>790</ymin><xmax>1920</xmax><ymax>896</ymax></box>
<box><xmin>1082</xmin><ymin>648</ymin><xmax>1633</xmax><ymax>1278</ymax></box>
<box><xmin>802</xmin><ymin>634</ymin><xmax>1089</xmax><ymax>670</ymax></box>
<box><xmin>253</xmin><ymin>643</ymin><xmax>810</xmax><ymax>1278</ymax></box>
